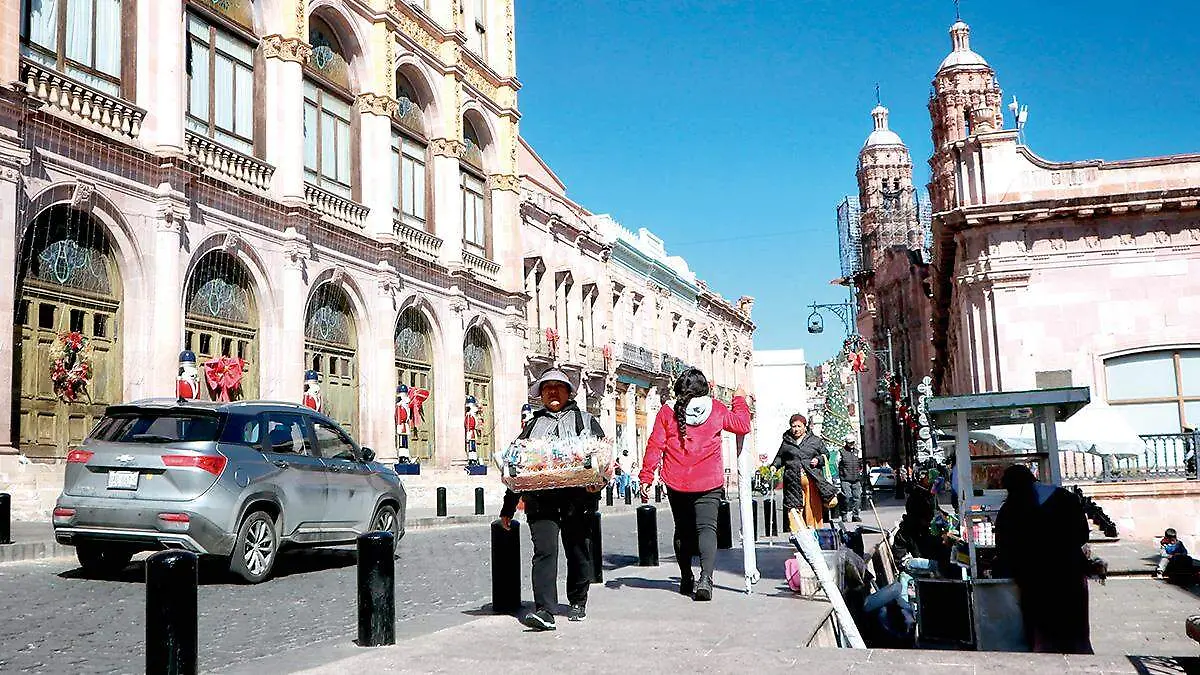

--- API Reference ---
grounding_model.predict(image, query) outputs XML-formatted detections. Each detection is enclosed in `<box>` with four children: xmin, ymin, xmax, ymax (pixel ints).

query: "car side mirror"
<box><xmin>361</xmin><ymin>447</ymin><xmax>375</xmax><ymax>463</ymax></box>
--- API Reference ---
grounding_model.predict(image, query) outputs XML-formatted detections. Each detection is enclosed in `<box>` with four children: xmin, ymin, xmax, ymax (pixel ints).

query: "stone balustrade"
<box><xmin>462</xmin><ymin>249</ymin><xmax>500</xmax><ymax>283</ymax></box>
<box><xmin>185</xmin><ymin>131</ymin><xmax>275</xmax><ymax>191</ymax></box>
<box><xmin>305</xmin><ymin>183</ymin><xmax>369</xmax><ymax>229</ymax></box>
<box><xmin>20</xmin><ymin>58</ymin><xmax>146</xmax><ymax>139</ymax></box>
<box><xmin>393</xmin><ymin>220</ymin><xmax>443</xmax><ymax>261</ymax></box>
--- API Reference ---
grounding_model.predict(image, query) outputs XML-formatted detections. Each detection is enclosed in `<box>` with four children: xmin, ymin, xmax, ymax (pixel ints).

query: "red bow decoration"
<box><xmin>849</xmin><ymin>351</ymin><xmax>867</xmax><ymax>373</ymax></box>
<box><xmin>408</xmin><ymin>387</ymin><xmax>430</xmax><ymax>428</ymax></box>
<box><xmin>602</xmin><ymin>344</ymin><xmax>613</xmax><ymax>359</ymax></box>
<box><xmin>889</xmin><ymin>378</ymin><xmax>902</xmax><ymax>402</ymax></box>
<box><xmin>544</xmin><ymin>328</ymin><xmax>559</xmax><ymax>356</ymax></box>
<box><xmin>203</xmin><ymin>356</ymin><xmax>245</xmax><ymax>402</ymax></box>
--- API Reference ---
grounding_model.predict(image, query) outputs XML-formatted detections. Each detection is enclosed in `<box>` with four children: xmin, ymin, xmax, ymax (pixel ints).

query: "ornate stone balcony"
<box><xmin>462</xmin><ymin>249</ymin><xmax>500</xmax><ymax>283</ymax></box>
<box><xmin>20</xmin><ymin>58</ymin><xmax>147</xmax><ymax>139</ymax></box>
<box><xmin>305</xmin><ymin>183</ymin><xmax>369</xmax><ymax>229</ymax></box>
<box><xmin>185</xmin><ymin>131</ymin><xmax>275</xmax><ymax>191</ymax></box>
<box><xmin>393</xmin><ymin>219</ymin><xmax>442</xmax><ymax>261</ymax></box>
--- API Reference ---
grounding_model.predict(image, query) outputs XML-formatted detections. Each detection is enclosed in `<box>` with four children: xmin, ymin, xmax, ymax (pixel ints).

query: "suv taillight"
<box><xmin>161</xmin><ymin>454</ymin><xmax>227</xmax><ymax>476</ymax></box>
<box><xmin>66</xmin><ymin>449</ymin><xmax>93</xmax><ymax>463</ymax></box>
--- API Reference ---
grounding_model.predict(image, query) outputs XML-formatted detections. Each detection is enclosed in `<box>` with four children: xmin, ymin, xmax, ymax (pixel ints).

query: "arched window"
<box><xmin>1105</xmin><ymin>350</ymin><xmax>1200</xmax><ymax>434</ymax></box>
<box><xmin>304</xmin><ymin>16</ymin><xmax>354</xmax><ymax>198</ymax></box>
<box><xmin>21</xmin><ymin>0</ymin><xmax>125</xmax><ymax>96</ymax></box>
<box><xmin>460</xmin><ymin>117</ymin><xmax>487</xmax><ymax>254</ymax></box>
<box><xmin>305</xmin><ymin>282</ymin><xmax>359</xmax><ymax>434</ymax></box>
<box><xmin>395</xmin><ymin>308</ymin><xmax>436</xmax><ymax>459</ymax></box>
<box><xmin>185</xmin><ymin>2</ymin><xmax>258</xmax><ymax>155</ymax></box>
<box><xmin>391</xmin><ymin>72</ymin><xmax>428</xmax><ymax>231</ymax></box>
<box><xmin>184</xmin><ymin>250</ymin><xmax>259</xmax><ymax>400</ymax></box>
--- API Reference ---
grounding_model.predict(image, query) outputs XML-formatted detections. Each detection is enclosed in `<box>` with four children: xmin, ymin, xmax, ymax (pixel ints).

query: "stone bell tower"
<box><xmin>927</xmin><ymin>19</ymin><xmax>1003</xmax><ymax>211</ymax></box>
<box><xmin>856</xmin><ymin>102</ymin><xmax>919</xmax><ymax>266</ymax></box>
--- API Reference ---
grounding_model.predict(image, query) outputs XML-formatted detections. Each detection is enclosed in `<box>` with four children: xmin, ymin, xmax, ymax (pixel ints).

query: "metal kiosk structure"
<box><xmin>922</xmin><ymin>387</ymin><xmax>1091</xmax><ymax>651</ymax></box>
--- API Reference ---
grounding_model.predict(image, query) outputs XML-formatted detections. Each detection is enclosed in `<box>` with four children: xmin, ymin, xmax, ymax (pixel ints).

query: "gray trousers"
<box><xmin>840</xmin><ymin>480</ymin><xmax>862</xmax><ymax>520</ymax></box>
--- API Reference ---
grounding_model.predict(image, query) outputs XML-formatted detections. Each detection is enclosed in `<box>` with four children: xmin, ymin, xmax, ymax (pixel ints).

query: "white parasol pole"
<box><xmin>737</xmin><ymin>433</ymin><xmax>760</xmax><ymax>593</ymax></box>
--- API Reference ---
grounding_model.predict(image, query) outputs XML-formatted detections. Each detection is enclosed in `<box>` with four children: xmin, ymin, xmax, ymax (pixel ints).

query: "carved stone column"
<box><xmin>276</xmin><ymin>225</ymin><xmax>310</xmax><ymax>401</ymax></box>
<box><xmin>137</xmin><ymin>0</ymin><xmax>187</xmax><ymax>155</ymax></box>
<box><xmin>0</xmin><ymin>142</ymin><xmax>29</xmax><ymax>450</ymax></box>
<box><xmin>263</xmin><ymin>36</ymin><xmax>313</xmax><ymax>205</ymax></box>
<box><xmin>488</xmin><ymin>173</ymin><xmax>520</xmax><ymax>291</ymax></box>
<box><xmin>431</xmin><ymin>138</ymin><xmax>465</xmax><ymax>267</ymax></box>
<box><xmin>357</xmin><ymin>94</ymin><xmax>399</xmax><ymax>237</ymax></box>
<box><xmin>152</xmin><ymin>192</ymin><xmax>188</xmax><ymax>397</ymax></box>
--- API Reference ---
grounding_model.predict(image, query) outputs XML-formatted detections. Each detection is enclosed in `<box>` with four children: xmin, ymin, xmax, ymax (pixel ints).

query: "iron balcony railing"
<box><xmin>1061</xmin><ymin>432</ymin><xmax>1198</xmax><ymax>483</ymax></box>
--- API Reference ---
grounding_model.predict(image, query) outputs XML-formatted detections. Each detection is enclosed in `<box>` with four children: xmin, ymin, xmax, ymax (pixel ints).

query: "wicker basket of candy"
<box><xmin>494</xmin><ymin>436</ymin><xmax>614</xmax><ymax>491</ymax></box>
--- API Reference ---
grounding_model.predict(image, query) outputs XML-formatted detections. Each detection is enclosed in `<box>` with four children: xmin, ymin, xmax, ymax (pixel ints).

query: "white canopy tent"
<box><xmin>968</xmin><ymin>404</ymin><xmax>1146</xmax><ymax>458</ymax></box>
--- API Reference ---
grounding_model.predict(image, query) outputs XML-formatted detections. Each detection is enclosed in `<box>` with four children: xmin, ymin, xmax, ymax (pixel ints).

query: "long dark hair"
<box><xmin>673</xmin><ymin>368</ymin><xmax>711</xmax><ymax>441</ymax></box>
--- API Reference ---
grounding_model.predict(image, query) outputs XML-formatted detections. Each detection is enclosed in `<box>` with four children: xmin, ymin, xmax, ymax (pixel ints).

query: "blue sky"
<box><xmin>513</xmin><ymin>1</ymin><xmax>1200</xmax><ymax>364</ymax></box>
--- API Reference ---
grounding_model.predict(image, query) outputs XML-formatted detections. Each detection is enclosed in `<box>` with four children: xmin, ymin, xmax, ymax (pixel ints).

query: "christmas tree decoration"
<box><xmin>821</xmin><ymin>354</ymin><xmax>855</xmax><ymax>446</ymax></box>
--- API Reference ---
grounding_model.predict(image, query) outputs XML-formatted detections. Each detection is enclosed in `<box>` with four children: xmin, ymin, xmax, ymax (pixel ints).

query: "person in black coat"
<box><xmin>994</xmin><ymin>464</ymin><xmax>1093</xmax><ymax>654</ymax></box>
<box><xmin>771</xmin><ymin>414</ymin><xmax>838</xmax><ymax>528</ymax></box>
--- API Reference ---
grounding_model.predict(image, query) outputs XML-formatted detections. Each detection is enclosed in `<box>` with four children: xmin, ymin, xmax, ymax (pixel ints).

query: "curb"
<box><xmin>0</xmin><ymin>540</ymin><xmax>74</xmax><ymax>564</ymax></box>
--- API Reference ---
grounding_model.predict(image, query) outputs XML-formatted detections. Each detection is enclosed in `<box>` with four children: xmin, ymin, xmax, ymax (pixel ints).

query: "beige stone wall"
<box><xmin>1080</xmin><ymin>480</ymin><xmax>1200</xmax><ymax>545</ymax></box>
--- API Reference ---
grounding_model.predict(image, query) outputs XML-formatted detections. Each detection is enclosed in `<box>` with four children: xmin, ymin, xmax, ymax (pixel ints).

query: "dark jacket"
<box><xmin>500</xmin><ymin>402</ymin><xmax>604</xmax><ymax>519</ymax></box>
<box><xmin>838</xmin><ymin>451</ymin><xmax>863</xmax><ymax>483</ymax></box>
<box><xmin>772</xmin><ymin>431</ymin><xmax>838</xmax><ymax>509</ymax></box>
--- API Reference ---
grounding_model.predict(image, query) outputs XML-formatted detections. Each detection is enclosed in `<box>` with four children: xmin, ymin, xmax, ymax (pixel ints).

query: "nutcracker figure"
<box><xmin>520</xmin><ymin>402</ymin><xmax>534</xmax><ymax>429</ymax></box>
<box><xmin>302</xmin><ymin>370</ymin><xmax>323</xmax><ymax>412</ymax></box>
<box><xmin>176</xmin><ymin>350</ymin><xmax>200</xmax><ymax>401</ymax></box>
<box><xmin>396</xmin><ymin>385</ymin><xmax>413</xmax><ymax>451</ymax></box>
<box><xmin>465</xmin><ymin>395</ymin><xmax>482</xmax><ymax>466</ymax></box>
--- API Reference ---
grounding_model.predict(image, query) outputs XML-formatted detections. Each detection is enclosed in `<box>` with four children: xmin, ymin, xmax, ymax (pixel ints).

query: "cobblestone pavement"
<box><xmin>0</xmin><ymin>509</ymin><xmax>657</xmax><ymax>674</ymax></box>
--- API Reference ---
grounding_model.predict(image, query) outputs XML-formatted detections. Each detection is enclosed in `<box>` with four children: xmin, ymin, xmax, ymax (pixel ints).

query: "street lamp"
<box><xmin>806</xmin><ymin>301</ymin><xmax>854</xmax><ymax>335</ymax></box>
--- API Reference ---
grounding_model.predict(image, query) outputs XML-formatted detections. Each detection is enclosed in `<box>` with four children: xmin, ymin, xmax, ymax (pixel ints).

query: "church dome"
<box><xmin>938</xmin><ymin>20</ymin><xmax>989</xmax><ymax>71</ymax></box>
<box><xmin>862</xmin><ymin>104</ymin><xmax>905</xmax><ymax>149</ymax></box>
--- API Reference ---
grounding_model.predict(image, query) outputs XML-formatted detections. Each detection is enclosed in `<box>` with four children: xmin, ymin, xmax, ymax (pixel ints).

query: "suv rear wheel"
<box><xmin>76</xmin><ymin>543</ymin><xmax>134</xmax><ymax>576</ymax></box>
<box><xmin>230</xmin><ymin>510</ymin><xmax>279</xmax><ymax>583</ymax></box>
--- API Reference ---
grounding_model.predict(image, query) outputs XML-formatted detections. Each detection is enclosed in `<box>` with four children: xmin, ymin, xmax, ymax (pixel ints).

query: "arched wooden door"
<box><xmin>395</xmin><ymin>307</ymin><xmax>436</xmax><ymax>460</ymax></box>
<box><xmin>463</xmin><ymin>326</ymin><xmax>494</xmax><ymax>461</ymax></box>
<box><xmin>184</xmin><ymin>251</ymin><xmax>258</xmax><ymax>400</ymax></box>
<box><xmin>15</xmin><ymin>206</ymin><xmax>122</xmax><ymax>459</ymax></box>
<box><xmin>304</xmin><ymin>283</ymin><xmax>359</xmax><ymax>437</ymax></box>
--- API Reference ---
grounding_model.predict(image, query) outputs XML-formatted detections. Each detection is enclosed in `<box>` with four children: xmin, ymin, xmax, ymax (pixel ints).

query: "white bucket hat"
<box><xmin>529</xmin><ymin>368</ymin><xmax>575</xmax><ymax>398</ymax></box>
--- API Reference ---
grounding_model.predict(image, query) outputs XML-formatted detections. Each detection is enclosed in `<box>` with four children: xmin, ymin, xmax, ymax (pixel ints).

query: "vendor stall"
<box><xmin>921</xmin><ymin>387</ymin><xmax>1091</xmax><ymax>651</ymax></box>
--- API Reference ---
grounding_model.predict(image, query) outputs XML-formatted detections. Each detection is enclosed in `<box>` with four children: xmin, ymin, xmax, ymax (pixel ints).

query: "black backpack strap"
<box><xmin>575</xmin><ymin>409</ymin><xmax>586</xmax><ymax>436</ymax></box>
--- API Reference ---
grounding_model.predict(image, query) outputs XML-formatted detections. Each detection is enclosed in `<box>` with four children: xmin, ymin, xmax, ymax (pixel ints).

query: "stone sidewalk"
<box><xmin>263</xmin><ymin>543</ymin><xmax>1194</xmax><ymax>675</ymax></box>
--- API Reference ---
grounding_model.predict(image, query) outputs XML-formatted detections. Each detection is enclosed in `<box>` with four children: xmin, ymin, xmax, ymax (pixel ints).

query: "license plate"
<box><xmin>107</xmin><ymin>470</ymin><xmax>139</xmax><ymax>490</ymax></box>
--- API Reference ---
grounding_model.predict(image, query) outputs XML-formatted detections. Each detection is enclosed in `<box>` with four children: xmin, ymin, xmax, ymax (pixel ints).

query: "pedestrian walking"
<box><xmin>499</xmin><ymin>368</ymin><xmax>606</xmax><ymax>631</ymax></box>
<box><xmin>771</xmin><ymin>414</ymin><xmax>838</xmax><ymax>529</ymax></box>
<box><xmin>994</xmin><ymin>465</ymin><xmax>1093</xmax><ymax>654</ymax></box>
<box><xmin>639</xmin><ymin>368</ymin><xmax>752</xmax><ymax>601</ymax></box>
<box><xmin>837</xmin><ymin>435</ymin><xmax>864</xmax><ymax>523</ymax></box>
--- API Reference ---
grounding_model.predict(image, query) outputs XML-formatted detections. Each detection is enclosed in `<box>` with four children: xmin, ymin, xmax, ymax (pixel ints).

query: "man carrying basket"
<box><xmin>499</xmin><ymin>368</ymin><xmax>608</xmax><ymax>631</ymax></box>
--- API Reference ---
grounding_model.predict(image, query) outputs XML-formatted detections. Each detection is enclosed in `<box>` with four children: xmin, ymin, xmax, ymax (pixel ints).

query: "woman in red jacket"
<box><xmin>640</xmin><ymin>368</ymin><xmax>752</xmax><ymax>601</ymax></box>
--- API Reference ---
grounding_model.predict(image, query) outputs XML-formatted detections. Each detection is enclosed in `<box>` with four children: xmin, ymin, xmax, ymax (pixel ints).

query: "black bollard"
<box><xmin>145</xmin><ymin>550</ymin><xmax>198</xmax><ymax>675</ymax></box>
<box><xmin>654</xmin><ymin>484</ymin><xmax>663</xmax><ymax>503</ymax></box>
<box><xmin>624</xmin><ymin>485</ymin><xmax>632</xmax><ymax>505</ymax></box>
<box><xmin>589</xmin><ymin>511</ymin><xmax>603</xmax><ymax>583</ymax></box>
<box><xmin>636</xmin><ymin>502</ymin><xmax>658</xmax><ymax>566</ymax></box>
<box><xmin>474</xmin><ymin>487</ymin><xmax>485</xmax><ymax>515</ymax></box>
<box><xmin>0</xmin><ymin>493</ymin><xmax>10</xmax><ymax>545</ymax></box>
<box><xmin>605</xmin><ymin>484</ymin><xmax>614</xmax><ymax>507</ymax></box>
<box><xmin>357</xmin><ymin>531</ymin><xmax>396</xmax><ymax>647</ymax></box>
<box><xmin>717</xmin><ymin>500</ymin><xmax>732</xmax><ymax>549</ymax></box>
<box><xmin>491</xmin><ymin>519</ymin><xmax>522</xmax><ymax>613</ymax></box>
<box><xmin>436</xmin><ymin>486</ymin><xmax>447</xmax><ymax>517</ymax></box>
<box><xmin>762</xmin><ymin>498</ymin><xmax>773</xmax><ymax>538</ymax></box>
<box><xmin>752</xmin><ymin>499</ymin><xmax>759</xmax><ymax>542</ymax></box>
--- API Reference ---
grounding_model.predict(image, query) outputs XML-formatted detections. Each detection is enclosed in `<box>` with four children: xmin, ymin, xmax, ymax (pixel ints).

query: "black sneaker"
<box><xmin>693</xmin><ymin>575</ymin><xmax>713</xmax><ymax>602</ymax></box>
<box><xmin>679</xmin><ymin>575</ymin><xmax>695</xmax><ymax>596</ymax></box>
<box><xmin>522</xmin><ymin>609</ymin><xmax>556</xmax><ymax>631</ymax></box>
<box><xmin>568</xmin><ymin>604</ymin><xmax>587</xmax><ymax>622</ymax></box>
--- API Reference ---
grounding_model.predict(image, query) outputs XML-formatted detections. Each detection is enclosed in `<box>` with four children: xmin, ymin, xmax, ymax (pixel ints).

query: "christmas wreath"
<box><xmin>49</xmin><ymin>331</ymin><xmax>94</xmax><ymax>403</ymax></box>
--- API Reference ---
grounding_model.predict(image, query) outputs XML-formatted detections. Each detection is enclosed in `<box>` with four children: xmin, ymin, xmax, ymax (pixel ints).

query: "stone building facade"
<box><xmin>0</xmin><ymin>0</ymin><xmax>529</xmax><ymax>515</ymax></box>
<box><xmin>518</xmin><ymin>140</ymin><xmax>756</xmax><ymax>482</ymax></box>
<box><xmin>926</xmin><ymin>19</ymin><xmax>1200</xmax><ymax>436</ymax></box>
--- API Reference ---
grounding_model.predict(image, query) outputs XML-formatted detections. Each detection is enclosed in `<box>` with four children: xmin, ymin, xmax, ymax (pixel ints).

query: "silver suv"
<box><xmin>53</xmin><ymin>399</ymin><xmax>406</xmax><ymax>583</ymax></box>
